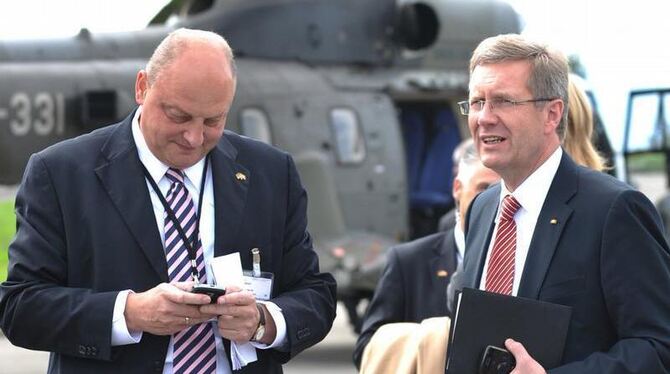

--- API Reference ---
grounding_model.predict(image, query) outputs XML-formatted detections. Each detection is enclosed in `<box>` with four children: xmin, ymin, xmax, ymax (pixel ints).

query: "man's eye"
<box><xmin>166</xmin><ymin>112</ymin><xmax>190</xmax><ymax>123</ymax></box>
<box><xmin>496</xmin><ymin>99</ymin><xmax>514</xmax><ymax>108</ymax></box>
<box><xmin>204</xmin><ymin>116</ymin><xmax>223</xmax><ymax>127</ymax></box>
<box><xmin>470</xmin><ymin>100</ymin><xmax>485</xmax><ymax>109</ymax></box>
<box><xmin>170</xmin><ymin>116</ymin><xmax>189</xmax><ymax>123</ymax></box>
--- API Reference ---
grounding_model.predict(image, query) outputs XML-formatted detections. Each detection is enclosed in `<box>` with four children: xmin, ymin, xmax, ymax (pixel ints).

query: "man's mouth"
<box><xmin>482</xmin><ymin>135</ymin><xmax>505</xmax><ymax>144</ymax></box>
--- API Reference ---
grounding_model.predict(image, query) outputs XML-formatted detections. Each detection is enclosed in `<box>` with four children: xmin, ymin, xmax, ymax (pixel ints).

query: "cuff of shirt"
<box><xmin>250</xmin><ymin>301</ymin><xmax>287</xmax><ymax>349</ymax></box>
<box><xmin>111</xmin><ymin>290</ymin><xmax>143</xmax><ymax>346</ymax></box>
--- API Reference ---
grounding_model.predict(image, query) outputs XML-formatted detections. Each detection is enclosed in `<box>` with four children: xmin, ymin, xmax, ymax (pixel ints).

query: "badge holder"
<box><xmin>242</xmin><ymin>270</ymin><xmax>274</xmax><ymax>301</ymax></box>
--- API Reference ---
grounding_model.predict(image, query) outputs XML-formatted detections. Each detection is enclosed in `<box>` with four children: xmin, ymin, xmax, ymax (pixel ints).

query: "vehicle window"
<box><xmin>330</xmin><ymin>108</ymin><xmax>366</xmax><ymax>164</ymax></box>
<box><xmin>240</xmin><ymin>108</ymin><xmax>272</xmax><ymax>144</ymax></box>
<box><xmin>627</xmin><ymin>92</ymin><xmax>670</xmax><ymax>152</ymax></box>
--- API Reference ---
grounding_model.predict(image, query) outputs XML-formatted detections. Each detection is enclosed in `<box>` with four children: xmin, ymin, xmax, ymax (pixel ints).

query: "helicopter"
<box><xmin>623</xmin><ymin>88</ymin><xmax>670</xmax><ymax>240</ymax></box>
<box><xmin>0</xmin><ymin>0</ymin><xmax>521</xmax><ymax>329</ymax></box>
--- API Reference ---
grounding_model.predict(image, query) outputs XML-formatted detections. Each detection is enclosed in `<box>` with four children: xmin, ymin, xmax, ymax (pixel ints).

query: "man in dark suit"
<box><xmin>353</xmin><ymin>139</ymin><xmax>499</xmax><ymax>368</ymax></box>
<box><xmin>0</xmin><ymin>28</ymin><xmax>336</xmax><ymax>373</ymax></box>
<box><xmin>450</xmin><ymin>34</ymin><xmax>670</xmax><ymax>373</ymax></box>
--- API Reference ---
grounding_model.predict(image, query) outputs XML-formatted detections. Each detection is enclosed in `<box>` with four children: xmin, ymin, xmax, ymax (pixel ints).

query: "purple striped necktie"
<box><xmin>485</xmin><ymin>195</ymin><xmax>521</xmax><ymax>296</ymax></box>
<box><xmin>164</xmin><ymin>168</ymin><xmax>217</xmax><ymax>374</ymax></box>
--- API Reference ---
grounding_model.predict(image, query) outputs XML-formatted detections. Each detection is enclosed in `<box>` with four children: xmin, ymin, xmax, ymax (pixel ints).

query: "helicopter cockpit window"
<box><xmin>330</xmin><ymin>108</ymin><xmax>366</xmax><ymax>164</ymax></box>
<box><xmin>240</xmin><ymin>108</ymin><xmax>272</xmax><ymax>144</ymax></box>
<box><xmin>627</xmin><ymin>91</ymin><xmax>670</xmax><ymax>153</ymax></box>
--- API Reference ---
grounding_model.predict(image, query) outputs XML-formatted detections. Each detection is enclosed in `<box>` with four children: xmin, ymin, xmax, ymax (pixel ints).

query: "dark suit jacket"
<box><xmin>0</xmin><ymin>112</ymin><xmax>337</xmax><ymax>373</ymax></box>
<box><xmin>451</xmin><ymin>153</ymin><xmax>670</xmax><ymax>373</ymax></box>
<box><xmin>353</xmin><ymin>230</ymin><xmax>458</xmax><ymax>368</ymax></box>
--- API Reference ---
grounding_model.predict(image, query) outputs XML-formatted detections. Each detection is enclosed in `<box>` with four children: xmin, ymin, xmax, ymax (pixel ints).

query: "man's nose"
<box><xmin>476</xmin><ymin>101</ymin><xmax>498</xmax><ymax>125</ymax></box>
<box><xmin>183</xmin><ymin>125</ymin><xmax>204</xmax><ymax>146</ymax></box>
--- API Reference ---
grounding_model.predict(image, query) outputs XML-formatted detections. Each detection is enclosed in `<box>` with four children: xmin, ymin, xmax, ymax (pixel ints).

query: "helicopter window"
<box><xmin>627</xmin><ymin>92</ymin><xmax>670</xmax><ymax>153</ymax></box>
<box><xmin>330</xmin><ymin>108</ymin><xmax>366</xmax><ymax>164</ymax></box>
<box><xmin>240</xmin><ymin>108</ymin><xmax>272</xmax><ymax>144</ymax></box>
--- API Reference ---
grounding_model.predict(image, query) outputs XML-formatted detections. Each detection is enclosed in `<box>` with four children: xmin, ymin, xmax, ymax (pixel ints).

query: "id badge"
<box><xmin>243</xmin><ymin>270</ymin><xmax>274</xmax><ymax>301</ymax></box>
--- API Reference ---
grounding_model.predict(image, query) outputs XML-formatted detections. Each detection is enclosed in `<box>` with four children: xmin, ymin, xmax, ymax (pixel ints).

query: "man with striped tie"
<box><xmin>0</xmin><ymin>28</ymin><xmax>336</xmax><ymax>373</ymax></box>
<box><xmin>449</xmin><ymin>34</ymin><xmax>670</xmax><ymax>373</ymax></box>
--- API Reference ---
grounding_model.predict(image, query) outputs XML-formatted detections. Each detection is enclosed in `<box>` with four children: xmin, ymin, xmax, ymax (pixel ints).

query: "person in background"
<box><xmin>0</xmin><ymin>28</ymin><xmax>336</xmax><ymax>373</ymax></box>
<box><xmin>450</xmin><ymin>33</ymin><xmax>670</xmax><ymax>373</ymax></box>
<box><xmin>353</xmin><ymin>138</ymin><xmax>499</xmax><ymax>370</ymax></box>
<box><xmin>564</xmin><ymin>76</ymin><xmax>607</xmax><ymax>172</ymax></box>
<box><xmin>438</xmin><ymin>139</ymin><xmax>476</xmax><ymax>232</ymax></box>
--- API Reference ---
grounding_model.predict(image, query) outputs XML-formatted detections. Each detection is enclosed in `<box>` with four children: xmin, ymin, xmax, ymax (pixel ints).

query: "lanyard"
<box><xmin>141</xmin><ymin>156</ymin><xmax>209</xmax><ymax>284</ymax></box>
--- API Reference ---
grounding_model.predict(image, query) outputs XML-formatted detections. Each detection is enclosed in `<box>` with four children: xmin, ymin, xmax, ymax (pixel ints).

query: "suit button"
<box><xmin>154</xmin><ymin>360</ymin><xmax>163</xmax><ymax>372</ymax></box>
<box><xmin>297</xmin><ymin>328</ymin><xmax>311</xmax><ymax>340</ymax></box>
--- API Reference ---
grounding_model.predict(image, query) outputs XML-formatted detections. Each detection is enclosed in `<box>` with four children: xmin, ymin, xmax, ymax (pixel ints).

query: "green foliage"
<box><xmin>0</xmin><ymin>199</ymin><xmax>15</xmax><ymax>282</ymax></box>
<box><xmin>627</xmin><ymin>153</ymin><xmax>665</xmax><ymax>172</ymax></box>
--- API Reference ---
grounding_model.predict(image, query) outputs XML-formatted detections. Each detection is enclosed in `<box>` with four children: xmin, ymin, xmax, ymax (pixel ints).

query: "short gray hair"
<box><xmin>146</xmin><ymin>28</ymin><xmax>237</xmax><ymax>84</ymax></box>
<box><xmin>469</xmin><ymin>34</ymin><xmax>569</xmax><ymax>139</ymax></box>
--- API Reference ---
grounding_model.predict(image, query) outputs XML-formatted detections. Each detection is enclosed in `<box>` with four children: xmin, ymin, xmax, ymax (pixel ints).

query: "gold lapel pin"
<box><xmin>550</xmin><ymin>218</ymin><xmax>558</xmax><ymax>225</ymax></box>
<box><xmin>235</xmin><ymin>172</ymin><xmax>247</xmax><ymax>182</ymax></box>
<box><xmin>437</xmin><ymin>270</ymin><xmax>449</xmax><ymax>277</ymax></box>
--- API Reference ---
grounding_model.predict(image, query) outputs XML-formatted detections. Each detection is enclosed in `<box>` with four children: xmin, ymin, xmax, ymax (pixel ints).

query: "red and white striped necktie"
<box><xmin>164</xmin><ymin>168</ymin><xmax>217</xmax><ymax>374</ymax></box>
<box><xmin>485</xmin><ymin>195</ymin><xmax>521</xmax><ymax>295</ymax></box>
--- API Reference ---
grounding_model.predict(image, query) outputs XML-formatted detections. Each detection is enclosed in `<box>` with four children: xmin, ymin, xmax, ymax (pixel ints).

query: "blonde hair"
<box><xmin>564</xmin><ymin>78</ymin><xmax>606</xmax><ymax>171</ymax></box>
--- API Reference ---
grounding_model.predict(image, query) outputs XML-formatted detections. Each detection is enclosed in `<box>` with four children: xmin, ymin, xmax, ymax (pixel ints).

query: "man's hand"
<box><xmin>200</xmin><ymin>285</ymin><xmax>276</xmax><ymax>344</ymax></box>
<box><xmin>124</xmin><ymin>282</ymin><xmax>213</xmax><ymax>335</ymax></box>
<box><xmin>506</xmin><ymin>338</ymin><xmax>547</xmax><ymax>374</ymax></box>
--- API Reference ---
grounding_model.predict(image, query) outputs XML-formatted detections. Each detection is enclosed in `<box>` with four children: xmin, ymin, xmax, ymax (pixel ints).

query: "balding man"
<box><xmin>0</xmin><ymin>28</ymin><xmax>336</xmax><ymax>374</ymax></box>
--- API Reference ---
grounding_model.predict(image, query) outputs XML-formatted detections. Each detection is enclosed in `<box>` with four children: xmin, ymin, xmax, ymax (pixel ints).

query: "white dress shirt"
<box><xmin>479</xmin><ymin>147</ymin><xmax>563</xmax><ymax>295</ymax></box>
<box><xmin>109</xmin><ymin>107</ymin><xmax>287</xmax><ymax>373</ymax></box>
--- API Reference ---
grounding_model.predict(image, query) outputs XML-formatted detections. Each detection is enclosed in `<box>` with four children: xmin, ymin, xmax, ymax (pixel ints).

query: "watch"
<box><xmin>252</xmin><ymin>304</ymin><xmax>266</xmax><ymax>342</ymax></box>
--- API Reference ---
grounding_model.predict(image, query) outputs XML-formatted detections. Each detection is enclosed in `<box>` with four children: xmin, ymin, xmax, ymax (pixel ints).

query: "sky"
<box><xmin>1</xmin><ymin>0</ymin><xmax>669</xmax><ymax>149</ymax></box>
<box><xmin>0</xmin><ymin>0</ymin><xmax>168</xmax><ymax>39</ymax></box>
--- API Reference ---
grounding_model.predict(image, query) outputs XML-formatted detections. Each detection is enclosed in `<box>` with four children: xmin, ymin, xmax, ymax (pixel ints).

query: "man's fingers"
<box><xmin>224</xmin><ymin>285</ymin><xmax>242</xmax><ymax>293</ymax></box>
<box><xmin>219</xmin><ymin>289</ymin><xmax>255</xmax><ymax>306</ymax></box>
<box><xmin>164</xmin><ymin>284</ymin><xmax>210</xmax><ymax>305</ymax></box>
<box><xmin>172</xmin><ymin>281</ymin><xmax>196</xmax><ymax>292</ymax></box>
<box><xmin>505</xmin><ymin>338</ymin><xmax>526</xmax><ymax>357</ymax></box>
<box><xmin>505</xmin><ymin>338</ymin><xmax>547</xmax><ymax>374</ymax></box>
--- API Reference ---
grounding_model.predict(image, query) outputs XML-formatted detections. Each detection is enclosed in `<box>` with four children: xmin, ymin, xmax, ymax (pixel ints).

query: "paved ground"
<box><xmin>0</xmin><ymin>185</ymin><xmax>17</xmax><ymax>202</ymax></box>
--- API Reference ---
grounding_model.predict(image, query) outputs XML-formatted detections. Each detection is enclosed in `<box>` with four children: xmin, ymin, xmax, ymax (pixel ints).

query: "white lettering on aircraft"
<box><xmin>6</xmin><ymin>92</ymin><xmax>65</xmax><ymax>136</ymax></box>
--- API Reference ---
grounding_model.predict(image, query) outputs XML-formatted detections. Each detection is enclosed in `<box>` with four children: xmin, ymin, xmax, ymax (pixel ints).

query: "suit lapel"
<box><xmin>429</xmin><ymin>230</ymin><xmax>454</xmax><ymax>288</ymax></box>
<box><xmin>517</xmin><ymin>154</ymin><xmax>577</xmax><ymax>298</ymax></box>
<box><xmin>462</xmin><ymin>186</ymin><xmax>500</xmax><ymax>289</ymax></box>
<box><xmin>211</xmin><ymin>133</ymin><xmax>250</xmax><ymax>256</ymax></box>
<box><xmin>95</xmin><ymin>114</ymin><xmax>168</xmax><ymax>282</ymax></box>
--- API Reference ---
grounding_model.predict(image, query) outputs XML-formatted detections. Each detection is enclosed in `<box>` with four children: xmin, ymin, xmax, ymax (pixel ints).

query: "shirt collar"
<box><xmin>454</xmin><ymin>221</ymin><xmax>466</xmax><ymax>261</ymax></box>
<box><xmin>131</xmin><ymin>106</ymin><xmax>206</xmax><ymax>190</ymax></box>
<box><xmin>498</xmin><ymin>147</ymin><xmax>563</xmax><ymax>219</ymax></box>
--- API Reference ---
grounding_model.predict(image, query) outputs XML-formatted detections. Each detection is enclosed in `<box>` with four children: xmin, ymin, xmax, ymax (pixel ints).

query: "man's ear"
<box><xmin>135</xmin><ymin>70</ymin><xmax>148</xmax><ymax>105</ymax></box>
<box><xmin>545</xmin><ymin>99</ymin><xmax>564</xmax><ymax>134</ymax></box>
<box><xmin>453</xmin><ymin>178</ymin><xmax>463</xmax><ymax>202</ymax></box>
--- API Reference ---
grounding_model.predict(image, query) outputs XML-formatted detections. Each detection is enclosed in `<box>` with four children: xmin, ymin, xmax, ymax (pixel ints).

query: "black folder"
<box><xmin>445</xmin><ymin>288</ymin><xmax>572</xmax><ymax>373</ymax></box>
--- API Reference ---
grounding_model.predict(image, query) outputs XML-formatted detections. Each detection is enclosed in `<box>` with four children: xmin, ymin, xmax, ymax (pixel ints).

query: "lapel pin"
<box><xmin>235</xmin><ymin>172</ymin><xmax>247</xmax><ymax>182</ymax></box>
<box><xmin>550</xmin><ymin>218</ymin><xmax>558</xmax><ymax>225</ymax></box>
<box><xmin>437</xmin><ymin>270</ymin><xmax>449</xmax><ymax>277</ymax></box>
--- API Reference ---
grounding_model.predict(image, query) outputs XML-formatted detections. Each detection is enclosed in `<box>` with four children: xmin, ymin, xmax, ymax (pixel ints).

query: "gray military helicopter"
<box><xmin>0</xmin><ymin>0</ymin><xmax>520</xmax><ymax>329</ymax></box>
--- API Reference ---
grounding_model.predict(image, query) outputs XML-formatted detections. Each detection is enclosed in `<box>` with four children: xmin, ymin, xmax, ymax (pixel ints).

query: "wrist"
<box><xmin>251</xmin><ymin>303</ymin><xmax>266</xmax><ymax>342</ymax></box>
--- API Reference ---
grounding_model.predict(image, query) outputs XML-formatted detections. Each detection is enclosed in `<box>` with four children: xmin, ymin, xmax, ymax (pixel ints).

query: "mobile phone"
<box><xmin>192</xmin><ymin>285</ymin><xmax>226</xmax><ymax>303</ymax></box>
<box><xmin>479</xmin><ymin>345</ymin><xmax>516</xmax><ymax>374</ymax></box>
